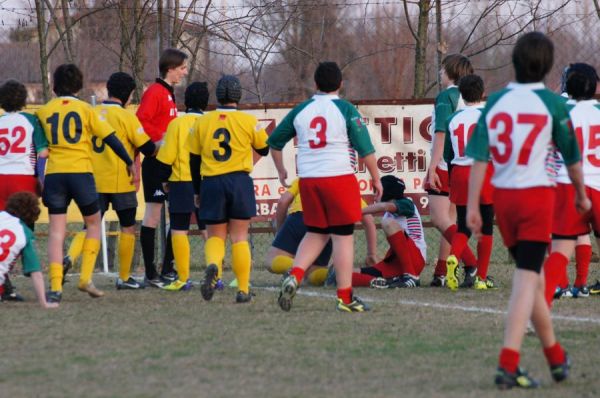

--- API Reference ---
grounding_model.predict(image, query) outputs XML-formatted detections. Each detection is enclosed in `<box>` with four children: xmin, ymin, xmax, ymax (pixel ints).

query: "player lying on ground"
<box><xmin>466</xmin><ymin>32</ymin><xmax>588</xmax><ymax>389</ymax></box>
<box><xmin>266</xmin><ymin>177</ymin><xmax>379</xmax><ymax>286</ymax></box>
<box><xmin>443</xmin><ymin>74</ymin><xmax>496</xmax><ymax>291</ymax></box>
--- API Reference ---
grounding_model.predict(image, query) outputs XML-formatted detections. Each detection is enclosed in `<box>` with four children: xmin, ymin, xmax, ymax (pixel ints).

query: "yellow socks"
<box><xmin>172</xmin><ymin>233</ymin><xmax>190</xmax><ymax>282</ymax></box>
<box><xmin>271</xmin><ymin>255</ymin><xmax>294</xmax><ymax>274</ymax></box>
<box><xmin>232</xmin><ymin>241</ymin><xmax>251</xmax><ymax>294</ymax></box>
<box><xmin>308</xmin><ymin>267</ymin><xmax>328</xmax><ymax>286</ymax></box>
<box><xmin>67</xmin><ymin>231</ymin><xmax>86</xmax><ymax>263</ymax></box>
<box><xmin>79</xmin><ymin>238</ymin><xmax>100</xmax><ymax>288</ymax></box>
<box><xmin>205</xmin><ymin>236</ymin><xmax>225</xmax><ymax>278</ymax></box>
<box><xmin>49</xmin><ymin>262</ymin><xmax>63</xmax><ymax>292</ymax></box>
<box><xmin>118</xmin><ymin>232</ymin><xmax>136</xmax><ymax>281</ymax></box>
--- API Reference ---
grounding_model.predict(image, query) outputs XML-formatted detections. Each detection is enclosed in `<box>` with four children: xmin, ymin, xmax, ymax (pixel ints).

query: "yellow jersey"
<box><xmin>36</xmin><ymin>96</ymin><xmax>114</xmax><ymax>174</ymax></box>
<box><xmin>187</xmin><ymin>108</ymin><xmax>268</xmax><ymax>177</ymax></box>
<box><xmin>91</xmin><ymin>102</ymin><xmax>151</xmax><ymax>193</ymax></box>
<box><xmin>156</xmin><ymin>112</ymin><xmax>203</xmax><ymax>182</ymax></box>
<box><xmin>287</xmin><ymin>178</ymin><xmax>367</xmax><ymax>214</ymax></box>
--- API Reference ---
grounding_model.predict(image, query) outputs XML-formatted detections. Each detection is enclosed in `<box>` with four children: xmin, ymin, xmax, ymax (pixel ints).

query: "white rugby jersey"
<box><xmin>466</xmin><ymin>82</ymin><xmax>579</xmax><ymax>189</ymax></box>
<box><xmin>431</xmin><ymin>85</ymin><xmax>465</xmax><ymax>171</ymax></box>
<box><xmin>0</xmin><ymin>112</ymin><xmax>47</xmax><ymax>175</ymax></box>
<box><xmin>382</xmin><ymin>198</ymin><xmax>426</xmax><ymax>261</ymax></box>
<box><xmin>444</xmin><ymin>105</ymin><xmax>484</xmax><ymax>166</ymax></box>
<box><xmin>0</xmin><ymin>211</ymin><xmax>27</xmax><ymax>285</ymax></box>
<box><xmin>268</xmin><ymin>94</ymin><xmax>374</xmax><ymax>178</ymax></box>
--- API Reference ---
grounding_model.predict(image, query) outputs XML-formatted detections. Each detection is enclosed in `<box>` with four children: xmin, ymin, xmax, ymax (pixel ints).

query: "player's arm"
<box><xmin>155</xmin><ymin>123</ymin><xmax>179</xmax><ymax>183</ymax></box>
<box><xmin>443</xmin><ymin>120</ymin><xmax>455</xmax><ymax>165</ymax></box>
<box><xmin>275</xmin><ymin>191</ymin><xmax>294</xmax><ymax>231</ymax></box>
<box><xmin>271</xmin><ymin>149</ymin><xmax>288</xmax><ymax>187</ymax></box>
<box><xmin>252</xmin><ymin>122</ymin><xmax>270</xmax><ymax>156</ymax></box>
<box><xmin>428</xmin><ymin>94</ymin><xmax>454</xmax><ymax>188</ymax></box>
<box><xmin>465</xmin><ymin>113</ymin><xmax>490</xmax><ymax>239</ymax></box>
<box><xmin>20</xmin><ymin>227</ymin><xmax>57</xmax><ymax>308</ymax></box>
<box><xmin>360</xmin><ymin>212</ymin><xmax>380</xmax><ymax>266</ymax></box>
<box><xmin>362</xmin><ymin>201</ymin><xmax>396</xmax><ymax>215</ymax></box>
<box><xmin>268</xmin><ymin>112</ymin><xmax>297</xmax><ymax>187</ymax></box>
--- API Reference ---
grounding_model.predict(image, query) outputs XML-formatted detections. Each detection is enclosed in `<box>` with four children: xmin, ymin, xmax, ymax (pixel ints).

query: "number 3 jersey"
<box><xmin>0</xmin><ymin>112</ymin><xmax>48</xmax><ymax>175</ymax></box>
<box><xmin>0</xmin><ymin>211</ymin><xmax>40</xmax><ymax>285</ymax></box>
<box><xmin>466</xmin><ymin>82</ymin><xmax>580</xmax><ymax>189</ymax></box>
<box><xmin>36</xmin><ymin>96</ymin><xmax>114</xmax><ymax>174</ymax></box>
<box><xmin>267</xmin><ymin>94</ymin><xmax>374</xmax><ymax>178</ymax></box>
<box><xmin>187</xmin><ymin>108</ymin><xmax>269</xmax><ymax>177</ymax></box>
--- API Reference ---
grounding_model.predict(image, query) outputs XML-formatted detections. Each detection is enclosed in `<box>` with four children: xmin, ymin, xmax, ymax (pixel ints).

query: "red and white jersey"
<box><xmin>0</xmin><ymin>113</ymin><xmax>39</xmax><ymax>175</ymax></box>
<box><xmin>0</xmin><ymin>211</ymin><xmax>26</xmax><ymax>284</ymax></box>
<box><xmin>382</xmin><ymin>203</ymin><xmax>426</xmax><ymax>261</ymax></box>
<box><xmin>447</xmin><ymin>105</ymin><xmax>483</xmax><ymax>166</ymax></box>
<box><xmin>556</xmin><ymin>99</ymin><xmax>600</xmax><ymax>190</ymax></box>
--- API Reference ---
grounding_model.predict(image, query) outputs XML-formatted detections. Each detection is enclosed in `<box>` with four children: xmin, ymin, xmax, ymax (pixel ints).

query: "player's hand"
<box><xmin>427</xmin><ymin>167</ymin><xmax>441</xmax><ymax>192</ymax></box>
<box><xmin>162</xmin><ymin>182</ymin><xmax>169</xmax><ymax>193</ymax></box>
<box><xmin>127</xmin><ymin>164</ymin><xmax>138</xmax><ymax>184</ymax></box>
<box><xmin>372</xmin><ymin>179</ymin><xmax>383</xmax><ymax>202</ymax></box>
<box><xmin>194</xmin><ymin>194</ymin><xmax>201</xmax><ymax>208</ymax></box>
<box><xmin>466</xmin><ymin>207</ymin><xmax>482</xmax><ymax>240</ymax></box>
<box><xmin>278</xmin><ymin>169</ymin><xmax>289</xmax><ymax>188</ymax></box>
<box><xmin>575</xmin><ymin>195</ymin><xmax>591</xmax><ymax>214</ymax></box>
<box><xmin>365</xmin><ymin>253</ymin><xmax>380</xmax><ymax>267</ymax></box>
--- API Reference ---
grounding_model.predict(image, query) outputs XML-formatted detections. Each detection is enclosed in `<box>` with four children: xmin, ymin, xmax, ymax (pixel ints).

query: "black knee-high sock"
<box><xmin>161</xmin><ymin>229</ymin><xmax>174</xmax><ymax>275</ymax></box>
<box><xmin>140</xmin><ymin>226</ymin><xmax>157</xmax><ymax>279</ymax></box>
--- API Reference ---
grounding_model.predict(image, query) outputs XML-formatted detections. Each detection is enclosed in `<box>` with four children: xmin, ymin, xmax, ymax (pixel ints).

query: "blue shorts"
<box><xmin>98</xmin><ymin>192</ymin><xmax>137</xmax><ymax>212</ymax></box>
<box><xmin>167</xmin><ymin>181</ymin><xmax>195</xmax><ymax>214</ymax></box>
<box><xmin>199</xmin><ymin>172</ymin><xmax>256</xmax><ymax>223</ymax></box>
<box><xmin>42</xmin><ymin>173</ymin><xmax>99</xmax><ymax>215</ymax></box>
<box><xmin>272</xmin><ymin>211</ymin><xmax>333</xmax><ymax>267</ymax></box>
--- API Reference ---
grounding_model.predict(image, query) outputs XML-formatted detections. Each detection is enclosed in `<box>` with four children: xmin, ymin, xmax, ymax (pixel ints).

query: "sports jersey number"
<box><xmin>0</xmin><ymin>229</ymin><xmax>16</xmax><ymax>262</ymax></box>
<box><xmin>309</xmin><ymin>117</ymin><xmax>327</xmax><ymax>149</ymax></box>
<box><xmin>47</xmin><ymin>111</ymin><xmax>83</xmax><ymax>145</ymax></box>
<box><xmin>576</xmin><ymin>125</ymin><xmax>600</xmax><ymax>167</ymax></box>
<box><xmin>452</xmin><ymin>123</ymin><xmax>476</xmax><ymax>157</ymax></box>
<box><xmin>212</xmin><ymin>128</ymin><xmax>232</xmax><ymax>161</ymax></box>
<box><xmin>489</xmin><ymin>112</ymin><xmax>548</xmax><ymax>165</ymax></box>
<box><xmin>91</xmin><ymin>136</ymin><xmax>105</xmax><ymax>153</ymax></box>
<box><xmin>0</xmin><ymin>126</ymin><xmax>27</xmax><ymax>156</ymax></box>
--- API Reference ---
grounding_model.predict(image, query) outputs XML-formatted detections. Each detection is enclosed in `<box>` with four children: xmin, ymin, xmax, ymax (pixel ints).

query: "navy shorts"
<box><xmin>199</xmin><ymin>172</ymin><xmax>256</xmax><ymax>223</ymax></box>
<box><xmin>142</xmin><ymin>156</ymin><xmax>167</xmax><ymax>203</ymax></box>
<box><xmin>42</xmin><ymin>173</ymin><xmax>99</xmax><ymax>215</ymax></box>
<box><xmin>167</xmin><ymin>181</ymin><xmax>195</xmax><ymax>214</ymax></box>
<box><xmin>98</xmin><ymin>192</ymin><xmax>137</xmax><ymax>212</ymax></box>
<box><xmin>272</xmin><ymin>212</ymin><xmax>333</xmax><ymax>267</ymax></box>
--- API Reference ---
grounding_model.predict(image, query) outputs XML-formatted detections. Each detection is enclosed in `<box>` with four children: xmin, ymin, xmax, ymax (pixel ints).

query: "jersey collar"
<box><xmin>103</xmin><ymin>100</ymin><xmax>123</xmax><ymax>107</ymax></box>
<box><xmin>185</xmin><ymin>108</ymin><xmax>204</xmax><ymax>114</ymax></box>
<box><xmin>155</xmin><ymin>78</ymin><xmax>176</xmax><ymax>99</ymax></box>
<box><xmin>576</xmin><ymin>99</ymin><xmax>599</xmax><ymax>105</ymax></box>
<box><xmin>507</xmin><ymin>82</ymin><xmax>545</xmax><ymax>90</ymax></box>
<box><xmin>217</xmin><ymin>106</ymin><xmax>237</xmax><ymax>111</ymax></box>
<box><xmin>313</xmin><ymin>93</ymin><xmax>339</xmax><ymax>99</ymax></box>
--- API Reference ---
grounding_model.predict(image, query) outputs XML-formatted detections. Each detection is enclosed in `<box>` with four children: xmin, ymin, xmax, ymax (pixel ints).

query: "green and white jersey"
<box><xmin>466</xmin><ymin>82</ymin><xmax>580</xmax><ymax>189</ymax></box>
<box><xmin>431</xmin><ymin>85</ymin><xmax>464</xmax><ymax>171</ymax></box>
<box><xmin>382</xmin><ymin>198</ymin><xmax>426</xmax><ymax>261</ymax></box>
<box><xmin>0</xmin><ymin>112</ymin><xmax>48</xmax><ymax>175</ymax></box>
<box><xmin>0</xmin><ymin>211</ymin><xmax>40</xmax><ymax>285</ymax></box>
<box><xmin>443</xmin><ymin>105</ymin><xmax>484</xmax><ymax>166</ymax></box>
<box><xmin>267</xmin><ymin>94</ymin><xmax>374</xmax><ymax>178</ymax></box>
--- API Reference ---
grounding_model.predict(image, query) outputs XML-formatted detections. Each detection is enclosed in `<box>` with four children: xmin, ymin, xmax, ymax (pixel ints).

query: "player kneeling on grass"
<box><xmin>544</xmin><ymin>63</ymin><xmax>600</xmax><ymax>302</ymax></box>
<box><xmin>156</xmin><ymin>82</ymin><xmax>209</xmax><ymax>292</ymax></box>
<box><xmin>266</xmin><ymin>177</ymin><xmax>379</xmax><ymax>286</ymax></box>
<box><xmin>466</xmin><ymin>32</ymin><xmax>588</xmax><ymax>389</ymax></box>
<box><xmin>0</xmin><ymin>192</ymin><xmax>57</xmax><ymax>308</ymax></box>
<box><xmin>443</xmin><ymin>74</ymin><xmax>495</xmax><ymax>291</ymax></box>
<box><xmin>36</xmin><ymin>64</ymin><xmax>136</xmax><ymax>303</ymax></box>
<box><xmin>268</xmin><ymin>62</ymin><xmax>382</xmax><ymax>312</ymax></box>
<box><xmin>188</xmin><ymin>75</ymin><xmax>269</xmax><ymax>303</ymax></box>
<box><xmin>351</xmin><ymin>176</ymin><xmax>426</xmax><ymax>289</ymax></box>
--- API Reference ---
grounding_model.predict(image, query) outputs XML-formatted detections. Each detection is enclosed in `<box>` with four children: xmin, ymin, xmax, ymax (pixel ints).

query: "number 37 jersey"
<box><xmin>466</xmin><ymin>82</ymin><xmax>580</xmax><ymax>189</ymax></box>
<box><xmin>36</xmin><ymin>96</ymin><xmax>114</xmax><ymax>174</ymax></box>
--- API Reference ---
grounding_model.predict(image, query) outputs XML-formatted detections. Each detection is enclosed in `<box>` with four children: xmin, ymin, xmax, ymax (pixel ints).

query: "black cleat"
<box><xmin>589</xmin><ymin>280</ymin><xmax>600</xmax><ymax>295</ymax></box>
<box><xmin>460</xmin><ymin>266</ymin><xmax>477</xmax><ymax>288</ymax></box>
<box><xmin>550</xmin><ymin>353</ymin><xmax>570</xmax><ymax>383</ymax></box>
<box><xmin>495</xmin><ymin>367</ymin><xmax>539</xmax><ymax>390</ymax></box>
<box><xmin>200</xmin><ymin>264</ymin><xmax>219</xmax><ymax>301</ymax></box>
<box><xmin>160</xmin><ymin>270</ymin><xmax>178</xmax><ymax>283</ymax></box>
<box><xmin>62</xmin><ymin>256</ymin><xmax>72</xmax><ymax>286</ymax></box>
<box><xmin>387</xmin><ymin>274</ymin><xmax>420</xmax><ymax>288</ymax></box>
<box><xmin>430</xmin><ymin>275</ymin><xmax>446</xmax><ymax>287</ymax></box>
<box><xmin>116</xmin><ymin>277</ymin><xmax>144</xmax><ymax>290</ymax></box>
<box><xmin>235</xmin><ymin>291</ymin><xmax>254</xmax><ymax>303</ymax></box>
<box><xmin>46</xmin><ymin>291</ymin><xmax>62</xmax><ymax>304</ymax></box>
<box><xmin>1</xmin><ymin>290</ymin><xmax>25</xmax><ymax>302</ymax></box>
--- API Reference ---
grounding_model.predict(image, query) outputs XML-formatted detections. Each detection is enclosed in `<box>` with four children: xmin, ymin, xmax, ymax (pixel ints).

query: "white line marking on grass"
<box><xmin>260</xmin><ymin>287</ymin><xmax>600</xmax><ymax>325</ymax></box>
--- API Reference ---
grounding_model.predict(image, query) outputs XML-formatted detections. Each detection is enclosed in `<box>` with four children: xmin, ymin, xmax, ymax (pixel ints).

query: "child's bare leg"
<box><xmin>503</xmin><ymin>269</ymin><xmax>538</xmax><ymax>351</ymax></box>
<box><xmin>331</xmin><ymin>234</ymin><xmax>354</xmax><ymax>289</ymax></box>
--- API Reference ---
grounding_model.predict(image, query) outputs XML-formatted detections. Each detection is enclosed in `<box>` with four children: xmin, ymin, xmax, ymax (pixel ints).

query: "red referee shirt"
<box><xmin>136</xmin><ymin>78</ymin><xmax>178</xmax><ymax>143</ymax></box>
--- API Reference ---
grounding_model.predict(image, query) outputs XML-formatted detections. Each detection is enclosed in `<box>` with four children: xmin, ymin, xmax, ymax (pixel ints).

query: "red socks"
<box><xmin>442</xmin><ymin>225</ymin><xmax>477</xmax><ymax>267</ymax></box>
<box><xmin>575</xmin><ymin>244</ymin><xmax>592</xmax><ymax>287</ymax></box>
<box><xmin>352</xmin><ymin>272</ymin><xmax>375</xmax><ymax>287</ymax></box>
<box><xmin>543</xmin><ymin>343</ymin><xmax>566</xmax><ymax>367</ymax></box>
<box><xmin>477</xmin><ymin>235</ymin><xmax>493</xmax><ymax>280</ymax></box>
<box><xmin>450</xmin><ymin>232</ymin><xmax>469</xmax><ymax>258</ymax></box>
<box><xmin>290</xmin><ymin>267</ymin><xmax>305</xmax><ymax>283</ymax></box>
<box><xmin>544</xmin><ymin>252</ymin><xmax>569</xmax><ymax>307</ymax></box>
<box><xmin>434</xmin><ymin>259</ymin><xmax>446</xmax><ymax>277</ymax></box>
<box><xmin>387</xmin><ymin>231</ymin><xmax>416</xmax><ymax>275</ymax></box>
<box><xmin>499</xmin><ymin>348</ymin><xmax>520</xmax><ymax>373</ymax></box>
<box><xmin>337</xmin><ymin>287</ymin><xmax>352</xmax><ymax>304</ymax></box>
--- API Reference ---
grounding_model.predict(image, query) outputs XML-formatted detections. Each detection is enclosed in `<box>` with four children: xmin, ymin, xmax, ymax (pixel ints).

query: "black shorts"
<box><xmin>98</xmin><ymin>192</ymin><xmax>137</xmax><ymax>212</ymax></box>
<box><xmin>199</xmin><ymin>172</ymin><xmax>256</xmax><ymax>222</ymax></box>
<box><xmin>272</xmin><ymin>212</ymin><xmax>333</xmax><ymax>267</ymax></box>
<box><xmin>142</xmin><ymin>156</ymin><xmax>167</xmax><ymax>203</ymax></box>
<box><xmin>42</xmin><ymin>173</ymin><xmax>99</xmax><ymax>215</ymax></box>
<box><xmin>167</xmin><ymin>181</ymin><xmax>195</xmax><ymax>214</ymax></box>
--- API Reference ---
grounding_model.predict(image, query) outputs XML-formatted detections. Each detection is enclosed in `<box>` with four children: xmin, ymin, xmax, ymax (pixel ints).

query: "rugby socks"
<box><xmin>140</xmin><ymin>226</ymin><xmax>157</xmax><ymax>279</ymax></box>
<box><xmin>271</xmin><ymin>255</ymin><xmax>294</xmax><ymax>274</ymax></box>
<box><xmin>172</xmin><ymin>234</ymin><xmax>190</xmax><ymax>282</ymax></box>
<box><xmin>442</xmin><ymin>225</ymin><xmax>477</xmax><ymax>267</ymax></box>
<box><xmin>450</xmin><ymin>232</ymin><xmax>469</xmax><ymax>259</ymax></box>
<box><xmin>575</xmin><ymin>244</ymin><xmax>592</xmax><ymax>287</ymax></box>
<box><xmin>388</xmin><ymin>231</ymin><xmax>416</xmax><ymax>275</ymax></box>
<box><xmin>162</xmin><ymin>230</ymin><xmax>175</xmax><ymax>275</ymax></box>
<box><xmin>289</xmin><ymin>267</ymin><xmax>305</xmax><ymax>283</ymax></box>
<box><xmin>544</xmin><ymin>252</ymin><xmax>569</xmax><ymax>306</ymax></box>
<box><xmin>67</xmin><ymin>231</ymin><xmax>86</xmax><ymax>263</ymax></box>
<box><xmin>49</xmin><ymin>262</ymin><xmax>63</xmax><ymax>292</ymax></box>
<box><xmin>543</xmin><ymin>342</ymin><xmax>566</xmax><ymax>367</ymax></box>
<box><xmin>337</xmin><ymin>287</ymin><xmax>353</xmax><ymax>304</ymax></box>
<box><xmin>352</xmin><ymin>272</ymin><xmax>375</xmax><ymax>287</ymax></box>
<box><xmin>307</xmin><ymin>268</ymin><xmax>328</xmax><ymax>286</ymax></box>
<box><xmin>231</xmin><ymin>241</ymin><xmax>251</xmax><ymax>293</ymax></box>
<box><xmin>499</xmin><ymin>348</ymin><xmax>519</xmax><ymax>373</ymax></box>
<box><xmin>79</xmin><ymin>238</ymin><xmax>101</xmax><ymax>287</ymax></box>
<box><xmin>434</xmin><ymin>259</ymin><xmax>446</xmax><ymax>277</ymax></box>
<box><xmin>118</xmin><ymin>232</ymin><xmax>136</xmax><ymax>281</ymax></box>
<box><xmin>205</xmin><ymin>237</ymin><xmax>226</xmax><ymax>278</ymax></box>
<box><xmin>477</xmin><ymin>235</ymin><xmax>493</xmax><ymax>280</ymax></box>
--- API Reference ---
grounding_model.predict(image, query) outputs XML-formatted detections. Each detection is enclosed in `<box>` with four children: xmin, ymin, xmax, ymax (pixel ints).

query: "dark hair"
<box><xmin>53</xmin><ymin>64</ymin><xmax>83</xmax><ymax>96</ymax></box>
<box><xmin>106</xmin><ymin>72</ymin><xmax>136</xmax><ymax>105</ymax></box>
<box><xmin>0</xmin><ymin>79</ymin><xmax>27</xmax><ymax>112</ymax></box>
<box><xmin>185</xmin><ymin>82</ymin><xmax>209</xmax><ymax>110</ymax></box>
<box><xmin>512</xmin><ymin>32</ymin><xmax>554</xmax><ymax>83</ymax></box>
<box><xmin>5</xmin><ymin>192</ymin><xmax>41</xmax><ymax>227</ymax></box>
<box><xmin>159</xmin><ymin>48</ymin><xmax>188</xmax><ymax>78</ymax></box>
<box><xmin>458</xmin><ymin>74</ymin><xmax>484</xmax><ymax>103</ymax></box>
<box><xmin>314</xmin><ymin>62</ymin><xmax>342</xmax><ymax>93</ymax></box>
<box><xmin>442</xmin><ymin>54</ymin><xmax>473</xmax><ymax>83</ymax></box>
<box><xmin>565</xmin><ymin>63</ymin><xmax>599</xmax><ymax>100</ymax></box>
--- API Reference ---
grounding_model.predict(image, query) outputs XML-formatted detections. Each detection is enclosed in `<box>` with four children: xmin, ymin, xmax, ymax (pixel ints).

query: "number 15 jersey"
<box><xmin>466</xmin><ymin>82</ymin><xmax>580</xmax><ymax>189</ymax></box>
<box><xmin>36</xmin><ymin>96</ymin><xmax>114</xmax><ymax>174</ymax></box>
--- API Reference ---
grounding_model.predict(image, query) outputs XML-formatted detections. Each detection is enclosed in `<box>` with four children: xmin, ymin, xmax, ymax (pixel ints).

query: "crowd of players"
<box><xmin>0</xmin><ymin>30</ymin><xmax>598</xmax><ymax>389</ymax></box>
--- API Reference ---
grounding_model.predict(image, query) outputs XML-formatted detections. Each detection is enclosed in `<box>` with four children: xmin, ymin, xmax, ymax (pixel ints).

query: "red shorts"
<box><xmin>374</xmin><ymin>231</ymin><xmax>426</xmax><ymax>278</ymax></box>
<box><xmin>494</xmin><ymin>187</ymin><xmax>555</xmax><ymax>248</ymax></box>
<box><xmin>299</xmin><ymin>174</ymin><xmax>361</xmax><ymax>228</ymax></box>
<box><xmin>424</xmin><ymin>166</ymin><xmax>449</xmax><ymax>196</ymax></box>
<box><xmin>449</xmin><ymin>163</ymin><xmax>494</xmax><ymax>206</ymax></box>
<box><xmin>553</xmin><ymin>184</ymin><xmax>600</xmax><ymax>237</ymax></box>
<box><xmin>0</xmin><ymin>174</ymin><xmax>38</xmax><ymax>210</ymax></box>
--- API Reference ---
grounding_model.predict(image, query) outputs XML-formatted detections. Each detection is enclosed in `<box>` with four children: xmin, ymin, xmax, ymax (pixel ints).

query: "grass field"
<box><xmin>2</xmin><ymin>259</ymin><xmax>600</xmax><ymax>398</ymax></box>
